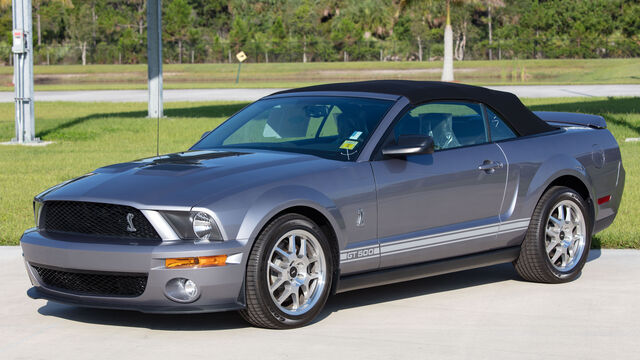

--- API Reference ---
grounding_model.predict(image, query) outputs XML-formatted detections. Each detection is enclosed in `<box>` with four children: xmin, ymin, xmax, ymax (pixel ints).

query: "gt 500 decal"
<box><xmin>346</xmin><ymin>248</ymin><xmax>377</xmax><ymax>260</ymax></box>
<box><xmin>340</xmin><ymin>246</ymin><xmax>379</xmax><ymax>263</ymax></box>
<box><xmin>339</xmin><ymin>218</ymin><xmax>530</xmax><ymax>264</ymax></box>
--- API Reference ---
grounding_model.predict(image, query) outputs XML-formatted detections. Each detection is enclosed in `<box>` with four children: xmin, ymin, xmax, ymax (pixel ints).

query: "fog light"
<box><xmin>165</xmin><ymin>278</ymin><xmax>200</xmax><ymax>303</ymax></box>
<box><xmin>184</xmin><ymin>279</ymin><xmax>197</xmax><ymax>298</ymax></box>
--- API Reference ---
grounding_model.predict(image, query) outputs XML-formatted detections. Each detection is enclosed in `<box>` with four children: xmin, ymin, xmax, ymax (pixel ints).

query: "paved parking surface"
<box><xmin>0</xmin><ymin>84</ymin><xmax>639</xmax><ymax>103</ymax></box>
<box><xmin>1</xmin><ymin>246</ymin><xmax>638</xmax><ymax>359</ymax></box>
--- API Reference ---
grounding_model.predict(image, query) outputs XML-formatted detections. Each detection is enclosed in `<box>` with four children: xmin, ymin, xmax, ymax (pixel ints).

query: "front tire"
<box><xmin>239</xmin><ymin>213</ymin><xmax>333</xmax><ymax>329</ymax></box>
<box><xmin>514</xmin><ymin>186</ymin><xmax>592</xmax><ymax>283</ymax></box>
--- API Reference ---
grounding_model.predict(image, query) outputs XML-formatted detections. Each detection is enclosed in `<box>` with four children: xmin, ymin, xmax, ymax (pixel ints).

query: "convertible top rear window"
<box><xmin>192</xmin><ymin>96</ymin><xmax>393</xmax><ymax>161</ymax></box>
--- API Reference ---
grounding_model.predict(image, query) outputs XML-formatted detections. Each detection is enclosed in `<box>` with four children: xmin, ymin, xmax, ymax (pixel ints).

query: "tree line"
<box><xmin>0</xmin><ymin>0</ymin><xmax>638</xmax><ymax>66</ymax></box>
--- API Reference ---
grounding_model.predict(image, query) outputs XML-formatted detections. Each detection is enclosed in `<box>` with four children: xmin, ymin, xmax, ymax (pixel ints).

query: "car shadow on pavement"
<box><xmin>37</xmin><ymin>302</ymin><xmax>250</xmax><ymax>330</ymax></box>
<box><xmin>36</xmin><ymin>249</ymin><xmax>603</xmax><ymax>330</ymax></box>
<box><xmin>588</xmin><ymin>248</ymin><xmax>602</xmax><ymax>262</ymax></box>
<box><xmin>316</xmin><ymin>248</ymin><xmax>603</xmax><ymax>323</ymax></box>
<box><xmin>317</xmin><ymin>263</ymin><xmax>520</xmax><ymax>323</ymax></box>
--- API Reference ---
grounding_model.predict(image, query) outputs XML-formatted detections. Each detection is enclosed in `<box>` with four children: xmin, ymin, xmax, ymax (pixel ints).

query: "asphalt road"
<box><xmin>0</xmin><ymin>84</ymin><xmax>639</xmax><ymax>103</ymax></box>
<box><xmin>1</xmin><ymin>246</ymin><xmax>638</xmax><ymax>359</ymax></box>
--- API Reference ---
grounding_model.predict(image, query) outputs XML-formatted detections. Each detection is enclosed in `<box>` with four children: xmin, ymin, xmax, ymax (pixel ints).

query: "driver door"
<box><xmin>371</xmin><ymin>101</ymin><xmax>508</xmax><ymax>269</ymax></box>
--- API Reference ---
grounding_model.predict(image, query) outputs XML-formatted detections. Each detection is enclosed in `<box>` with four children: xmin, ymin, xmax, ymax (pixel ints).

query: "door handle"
<box><xmin>477</xmin><ymin>160</ymin><xmax>503</xmax><ymax>174</ymax></box>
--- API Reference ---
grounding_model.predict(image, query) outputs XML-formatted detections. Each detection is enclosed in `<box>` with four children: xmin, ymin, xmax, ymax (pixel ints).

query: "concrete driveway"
<box><xmin>1</xmin><ymin>246</ymin><xmax>639</xmax><ymax>359</ymax></box>
<box><xmin>0</xmin><ymin>84</ymin><xmax>639</xmax><ymax>103</ymax></box>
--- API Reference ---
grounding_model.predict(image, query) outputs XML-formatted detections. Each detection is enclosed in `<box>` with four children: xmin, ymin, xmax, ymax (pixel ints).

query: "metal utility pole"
<box><xmin>12</xmin><ymin>0</ymin><xmax>38</xmax><ymax>144</ymax></box>
<box><xmin>147</xmin><ymin>0</ymin><xmax>163</xmax><ymax>119</ymax></box>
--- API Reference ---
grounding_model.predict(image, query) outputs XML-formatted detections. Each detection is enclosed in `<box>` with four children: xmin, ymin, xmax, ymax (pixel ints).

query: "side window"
<box><xmin>486</xmin><ymin>107</ymin><xmax>517</xmax><ymax>142</ymax></box>
<box><xmin>392</xmin><ymin>101</ymin><xmax>488</xmax><ymax>151</ymax></box>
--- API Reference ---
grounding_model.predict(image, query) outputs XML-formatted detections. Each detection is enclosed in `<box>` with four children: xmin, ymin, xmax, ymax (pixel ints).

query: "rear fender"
<box><xmin>526</xmin><ymin>154</ymin><xmax>595</xmax><ymax>216</ymax></box>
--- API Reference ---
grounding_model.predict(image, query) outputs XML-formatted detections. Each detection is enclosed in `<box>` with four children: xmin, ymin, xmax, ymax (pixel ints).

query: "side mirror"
<box><xmin>201</xmin><ymin>131</ymin><xmax>211</xmax><ymax>139</ymax></box>
<box><xmin>382</xmin><ymin>135</ymin><xmax>434</xmax><ymax>157</ymax></box>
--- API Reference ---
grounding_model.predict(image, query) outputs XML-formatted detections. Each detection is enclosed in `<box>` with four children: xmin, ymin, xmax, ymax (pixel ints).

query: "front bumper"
<box><xmin>20</xmin><ymin>229</ymin><xmax>249</xmax><ymax>313</ymax></box>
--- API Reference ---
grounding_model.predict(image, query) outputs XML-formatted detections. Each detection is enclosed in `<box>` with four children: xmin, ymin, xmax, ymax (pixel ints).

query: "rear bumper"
<box><xmin>594</xmin><ymin>163</ymin><xmax>625</xmax><ymax>234</ymax></box>
<box><xmin>20</xmin><ymin>229</ymin><xmax>249</xmax><ymax>313</ymax></box>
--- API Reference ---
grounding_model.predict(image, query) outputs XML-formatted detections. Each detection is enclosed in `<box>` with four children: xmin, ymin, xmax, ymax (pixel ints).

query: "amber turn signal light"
<box><xmin>165</xmin><ymin>255</ymin><xmax>227</xmax><ymax>269</ymax></box>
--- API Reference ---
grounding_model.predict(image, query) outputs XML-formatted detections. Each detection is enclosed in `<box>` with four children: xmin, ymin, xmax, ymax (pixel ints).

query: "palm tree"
<box><xmin>442</xmin><ymin>0</ymin><xmax>497</xmax><ymax>79</ymax></box>
<box><xmin>0</xmin><ymin>0</ymin><xmax>74</xmax><ymax>47</ymax></box>
<box><xmin>441</xmin><ymin>0</ymin><xmax>454</xmax><ymax>81</ymax></box>
<box><xmin>345</xmin><ymin>0</ymin><xmax>395</xmax><ymax>38</ymax></box>
<box><xmin>484</xmin><ymin>0</ymin><xmax>505</xmax><ymax>60</ymax></box>
<box><xmin>34</xmin><ymin>0</ymin><xmax>73</xmax><ymax>46</ymax></box>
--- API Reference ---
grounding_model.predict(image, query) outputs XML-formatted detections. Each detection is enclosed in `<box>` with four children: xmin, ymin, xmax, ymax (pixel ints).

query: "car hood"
<box><xmin>40</xmin><ymin>149</ymin><xmax>335</xmax><ymax>208</ymax></box>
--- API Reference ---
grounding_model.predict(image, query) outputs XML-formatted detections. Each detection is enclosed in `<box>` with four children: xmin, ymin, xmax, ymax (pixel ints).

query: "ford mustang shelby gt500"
<box><xmin>21</xmin><ymin>81</ymin><xmax>625</xmax><ymax>328</ymax></box>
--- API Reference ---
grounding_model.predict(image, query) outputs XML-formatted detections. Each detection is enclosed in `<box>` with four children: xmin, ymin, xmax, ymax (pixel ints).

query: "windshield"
<box><xmin>191</xmin><ymin>96</ymin><xmax>394</xmax><ymax>161</ymax></box>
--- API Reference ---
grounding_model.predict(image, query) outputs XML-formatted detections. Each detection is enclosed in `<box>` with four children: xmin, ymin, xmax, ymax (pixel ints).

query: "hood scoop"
<box><xmin>135</xmin><ymin>150</ymin><xmax>248</xmax><ymax>176</ymax></box>
<box><xmin>95</xmin><ymin>162</ymin><xmax>141</xmax><ymax>174</ymax></box>
<box><xmin>138</xmin><ymin>163</ymin><xmax>202</xmax><ymax>174</ymax></box>
<box><xmin>141</xmin><ymin>150</ymin><xmax>248</xmax><ymax>166</ymax></box>
<box><xmin>95</xmin><ymin>150</ymin><xmax>248</xmax><ymax>176</ymax></box>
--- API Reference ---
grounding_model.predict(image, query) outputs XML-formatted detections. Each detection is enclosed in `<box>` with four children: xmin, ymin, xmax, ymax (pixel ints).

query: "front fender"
<box><xmin>236</xmin><ymin>185</ymin><xmax>346</xmax><ymax>249</ymax></box>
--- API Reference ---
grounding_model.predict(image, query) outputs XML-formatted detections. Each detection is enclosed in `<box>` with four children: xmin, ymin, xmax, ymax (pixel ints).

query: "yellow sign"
<box><xmin>339</xmin><ymin>140</ymin><xmax>358</xmax><ymax>150</ymax></box>
<box><xmin>236</xmin><ymin>51</ymin><xmax>247</xmax><ymax>62</ymax></box>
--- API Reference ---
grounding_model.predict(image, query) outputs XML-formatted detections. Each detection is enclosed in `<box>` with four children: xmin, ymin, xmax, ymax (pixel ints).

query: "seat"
<box><xmin>264</xmin><ymin>106</ymin><xmax>309</xmax><ymax>138</ymax></box>
<box><xmin>419</xmin><ymin>113</ymin><xmax>461</xmax><ymax>150</ymax></box>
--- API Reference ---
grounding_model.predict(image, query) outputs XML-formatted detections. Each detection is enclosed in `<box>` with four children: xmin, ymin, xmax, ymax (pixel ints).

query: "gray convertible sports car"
<box><xmin>21</xmin><ymin>81</ymin><xmax>625</xmax><ymax>328</ymax></box>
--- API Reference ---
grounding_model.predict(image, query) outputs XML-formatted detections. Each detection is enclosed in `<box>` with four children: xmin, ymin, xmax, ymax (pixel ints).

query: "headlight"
<box><xmin>192</xmin><ymin>211</ymin><xmax>217</xmax><ymax>241</ymax></box>
<box><xmin>33</xmin><ymin>198</ymin><xmax>44</xmax><ymax>228</ymax></box>
<box><xmin>161</xmin><ymin>210</ymin><xmax>223</xmax><ymax>242</ymax></box>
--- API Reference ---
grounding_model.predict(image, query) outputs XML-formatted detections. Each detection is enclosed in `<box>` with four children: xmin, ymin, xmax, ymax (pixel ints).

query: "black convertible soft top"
<box><xmin>275</xmin><ymin>80</ymin><xmax>557</xmax><ymax>136</ymax></box>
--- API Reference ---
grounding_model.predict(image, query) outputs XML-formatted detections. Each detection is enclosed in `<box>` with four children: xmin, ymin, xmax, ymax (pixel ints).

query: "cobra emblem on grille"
<box><xmin>126</xmin><ymin>213</ymin><xmax>137</xmax><ymax>232</ymax></box>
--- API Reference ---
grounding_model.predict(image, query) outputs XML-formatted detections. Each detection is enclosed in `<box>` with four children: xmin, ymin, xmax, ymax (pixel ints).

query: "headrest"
<box><xmin>265</xmin><ymin>106</ymin><xmax>309</xmax><ymax>138</ymax></box>
<box><xmin>420</xmin><ymin>112</ymin><xmax>452</xmax><ymax>126</ymax></box>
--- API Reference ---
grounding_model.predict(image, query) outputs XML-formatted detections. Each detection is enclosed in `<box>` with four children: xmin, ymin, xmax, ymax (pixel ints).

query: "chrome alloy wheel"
<box><xmin>545</xmin><ymin>200</ymin><xmax>587</xmax><ymax>271</ymax></box>
<box><xmin>266</xmin><ymin>230</ymin><xmax>327</xmax><ymax>316</ymax></box>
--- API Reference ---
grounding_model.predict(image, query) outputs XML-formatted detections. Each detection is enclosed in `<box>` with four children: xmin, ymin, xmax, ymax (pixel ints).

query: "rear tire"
<box><xmin>239</xmin><ymin>213</ymin><xmax>333</xmax><ymax>329</ymax></box>
<box><xmin>514</xmin><ymin>186</ymin><xmax>592</xmax><ymax>283</ymax></box>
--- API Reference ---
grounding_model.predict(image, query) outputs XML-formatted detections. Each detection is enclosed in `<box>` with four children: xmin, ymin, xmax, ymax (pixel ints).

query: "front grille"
<box><xmin>41</xmin><ymin>201</ymin><xmax>160</xmax><ymax>240</ymax></box>
<box><xmin>32</xmin><ymin>264</ymin><xmax>148</xmax><ymax>297</ymax></box>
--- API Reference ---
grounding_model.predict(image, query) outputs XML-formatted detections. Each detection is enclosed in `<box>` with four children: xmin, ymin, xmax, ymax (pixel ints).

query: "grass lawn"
<box><xmin>0</xmin><ymin>58</ymin><xmax>639</xmax><ymax>91</ymax></box>
<box><xmin>0</xmin><ymin>97</ymin><xmax>638</xmax><ymax>247</ymax></box>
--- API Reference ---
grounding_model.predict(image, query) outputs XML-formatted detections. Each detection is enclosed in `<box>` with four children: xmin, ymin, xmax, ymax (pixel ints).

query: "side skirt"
<box><xmin>335</xmin><ymin>246</ymin><xmax>520</xmax><ymax>293</ymax></box>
